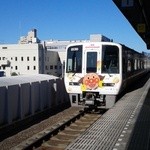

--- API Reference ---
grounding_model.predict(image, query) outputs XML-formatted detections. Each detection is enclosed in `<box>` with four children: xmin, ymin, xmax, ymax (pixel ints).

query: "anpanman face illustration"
<box><xmin>79</xmin><ymin>73</ymin><xmax>105</xmax><ymax>90</ymax></box>
<box><xmin>83</xmin><ymin>73</ymin><xmax>99</xmax><ymax>90</ymax></box>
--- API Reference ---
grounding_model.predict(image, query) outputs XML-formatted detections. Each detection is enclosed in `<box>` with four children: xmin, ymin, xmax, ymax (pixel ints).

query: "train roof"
<box><xmin>66</xmin><ymin>41</ymin><xmax>145</xmax><ymax>55</ymax></box>
<box><xmin>66</xmin><ymin>41</ymin><xmax>119</xmax><ymax>47</ymax></box>
<box><xmin>120</xmin><ymin>44</ymin><xmax>144</xmax><ymax>55</ymax></box>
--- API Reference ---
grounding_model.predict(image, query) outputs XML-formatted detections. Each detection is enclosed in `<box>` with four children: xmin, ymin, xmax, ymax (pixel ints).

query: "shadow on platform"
<box><xmin>127</xmin><ymin>84</ymin><xmax>150</xmax><ymax>150</ymax></box>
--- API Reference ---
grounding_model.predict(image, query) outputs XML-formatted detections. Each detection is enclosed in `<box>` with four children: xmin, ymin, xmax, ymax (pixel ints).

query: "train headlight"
<box><xmin>69</xmin><ymin>82</ymin><xmax>80</xmax><ymax>86</ymax></box>
<box><xmin>102</xmin><ymin>83</ymin><xmax>115</xmax><ymax>86</ymax></box>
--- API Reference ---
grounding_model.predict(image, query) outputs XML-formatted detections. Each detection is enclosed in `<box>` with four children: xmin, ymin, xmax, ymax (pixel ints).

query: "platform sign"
<box><xmin>121</xmin><ymin>0</ymin><xmax>134</xmax><ymax>7</ymax></box>
<box><xmin>137</xmin><ymin>24</ymin><xmax>146</xmax><ymax>33</ymax></box>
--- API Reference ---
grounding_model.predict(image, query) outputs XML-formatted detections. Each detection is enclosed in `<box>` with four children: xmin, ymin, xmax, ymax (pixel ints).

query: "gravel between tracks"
<box><xmin>0</xmin><ymin>107</ymin><xmax>83</xmax><ymax>150</ymax></box>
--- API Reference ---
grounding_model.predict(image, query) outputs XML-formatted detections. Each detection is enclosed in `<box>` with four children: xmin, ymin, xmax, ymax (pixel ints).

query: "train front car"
<box><xmin>64</xmin><ymin>42</ymin><xmax>122</xmax><ymax>110</ymax></box>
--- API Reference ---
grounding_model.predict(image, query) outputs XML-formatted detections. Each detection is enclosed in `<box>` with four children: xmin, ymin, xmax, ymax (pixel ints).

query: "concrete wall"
<box><xmin>7</xmin><ymin>85</ymin><xmax>20</xmax><ymax>124</ymax></box>
<box><xmin>0</xmin><ymin>86</ymin><xmax>7</xmax><ymax>125</ymax></box>
<box><xmin>20</xmin><ymin>83</ymin><xmax>31</xmax><ymax>118</ymax></box>
<box><xmin>0</xmin><ymin>77</ymin><xmax>70</xmax><ymax>127</ymax></box>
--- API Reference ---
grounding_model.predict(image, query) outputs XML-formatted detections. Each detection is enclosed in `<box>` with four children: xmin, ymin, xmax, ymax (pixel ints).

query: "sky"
<box><xmin>0</xmin><ymin>0</ymin><xmax>149</xmax><ymax>53</ymax></box>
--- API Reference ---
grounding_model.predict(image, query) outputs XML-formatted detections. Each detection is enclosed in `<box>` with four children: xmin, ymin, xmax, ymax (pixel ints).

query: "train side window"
<box><xmin>134</xmin><ymin>59</ymin><xmax>137</xmax><ymax>70</ymax></box>
<box><xmin>143</xmin><ymin>61</ymin><xmax>145</xmax><ymax>69</ymax></box>
<box><xmin>127</xmin><ymin>60</ymin><xmax>131</xmax><ymax>72</ymax></box>
<box><xmin>138</xmin><ymin>60</ymin><xmax>140</xmax><ymax>69</ymax></box>
<box><xmin>141</xmin><ymin>61</ymin><xmax>144</xmax><ymax>69</ymax></box>
<box><xmin>122</xmin><ymin>58</ymin><xmax>126</xmax><ymax>73</ymax></box>
<box><xmin>102</xmin><ymin>45</ymin><xmax>119</xmax><ymax>74</ymax></box>
<box><xmin>131</xmin><ymin>59</ymin><xmax>134</xmax><ymax>71</ymax></box>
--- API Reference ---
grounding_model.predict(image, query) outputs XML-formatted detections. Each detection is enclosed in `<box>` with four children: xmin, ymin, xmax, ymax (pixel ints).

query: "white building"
<box><xmin>18</xmin><ymin>29</ymin><xmax>40</xmax><ymax>44</ymax></box>
<box><xmin>0</xmin><ymin>43</ymin><xmax>45</xmax><ymax>76</ymax></box>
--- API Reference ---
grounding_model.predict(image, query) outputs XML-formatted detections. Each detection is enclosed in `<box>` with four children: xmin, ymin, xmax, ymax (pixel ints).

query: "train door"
<box><xmin>84</xmin><ymin>50</ymin><xmax>100</xmax><ymax>75</ymax></box>
<box><xmin>82</xmin><ymin>49</ymin><xmax>101</xmax><ymax>106</ymax></box>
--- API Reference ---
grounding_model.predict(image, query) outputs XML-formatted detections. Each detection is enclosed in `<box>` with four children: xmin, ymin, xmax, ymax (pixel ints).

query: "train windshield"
<box><xmin>86</xmin><ymin>52</ymin><xmax>97</xmax><ymax>73</ymax></box>
<box><xmin>102</xmin><ymin>45</ymin><xmax>119</xmax><ymax>74</ymax></box>
<box><xmin>66</xmin><ymin>45</ymin><xmax>82</xmax><ymax>73</ymax></box>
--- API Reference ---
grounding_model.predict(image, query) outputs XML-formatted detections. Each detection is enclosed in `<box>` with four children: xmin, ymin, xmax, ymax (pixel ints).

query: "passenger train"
<box><xmin>64</xmin><ymin>36</ymin><xmax>150</xmax><ymax>110</ymax></box>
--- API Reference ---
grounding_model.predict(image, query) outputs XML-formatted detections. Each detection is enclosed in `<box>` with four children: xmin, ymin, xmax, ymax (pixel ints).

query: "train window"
<box><xmin>134</xmin><ymin>59</ymin><xmax>137</xmax><ymax>70</ymax></box>
<box><xmin>127</xmin><ymin>60</ymin><xmax>131</xmax><ymax>72</ymax></box>
<box><xmin>138</xmin><ymin>60</ymin><xmax>140</xmax><ymax>69</ymax></box>
<box><xmin>102</xmin><ymin>45</ymin><xmax>119</xmax><ymax>74</ymax></box>
<box><xmin>66</xmin><ymin>45</ymin><xmax>82</xmax><ymax>73</ymax></box>
<box><xmin>144</xmin><ymin>60</ymin><xmax>147</xmax><ymax>69</ymax></box>
<box><xmin>86</xmin><ymin>52</ymin><xmax>97</xmax><ymax>73</ymax></box>
<box><xmin>122</xmin><ymin>58</ymin><xmax>126</xmax><ymax>74</ymax></box>
<box><xmin>141</xmin><ymin>61</ymin><xmax>144</xmax><ymax>69</ymax></box>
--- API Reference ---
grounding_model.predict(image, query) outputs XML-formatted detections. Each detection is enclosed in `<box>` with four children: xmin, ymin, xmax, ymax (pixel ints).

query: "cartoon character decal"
<box><xmin>112</xmin><ymin>76</ymin><xmax>119</xmax><ymax>83</ymax></box>
<box><xmin>79</xmin><ymin>73</ymin><xmax>105</xmax><ymax>91</ymax></box>
<box><xmin>97</xmin><ymin>61</ymin><xmax>101</xmax><ymax>71</ymax></box>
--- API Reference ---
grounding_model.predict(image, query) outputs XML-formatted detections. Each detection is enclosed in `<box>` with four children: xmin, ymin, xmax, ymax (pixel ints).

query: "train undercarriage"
<box><xmin>69</xmin><ymin>92</ymin><xmax>117</xmax><ymax>110</ymax></box>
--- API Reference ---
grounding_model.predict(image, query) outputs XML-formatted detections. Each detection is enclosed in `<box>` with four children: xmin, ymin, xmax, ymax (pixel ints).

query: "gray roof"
<box><xmin>0</xmin><ymin>74</ymin><xmax>58</xmax><ymax>87</ymax></box>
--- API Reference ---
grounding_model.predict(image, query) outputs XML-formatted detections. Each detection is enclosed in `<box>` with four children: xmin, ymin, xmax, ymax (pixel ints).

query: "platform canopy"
<box><xmin>113</xmin><ymin>0</ymin><xmax>150</xmax><ymax>49</ymax></box>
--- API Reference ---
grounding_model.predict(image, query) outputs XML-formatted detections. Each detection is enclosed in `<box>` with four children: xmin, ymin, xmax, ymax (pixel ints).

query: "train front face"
<box><xmin>64</xmin><ymin>42</ymin><xmax>122</xmax><ymax>108</ymax></box>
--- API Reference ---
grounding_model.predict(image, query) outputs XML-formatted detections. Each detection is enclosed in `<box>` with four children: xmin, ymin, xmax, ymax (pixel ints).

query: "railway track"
<box><xmin>14</xmin><ymin>110</ymin><xmax>101</xmax><ymax>150</ymax></box>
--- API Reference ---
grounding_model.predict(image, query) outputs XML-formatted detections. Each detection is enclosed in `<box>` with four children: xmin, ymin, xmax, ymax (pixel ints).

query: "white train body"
<box><xmin>64</xmin><ymin>41</ymin><xmax>149</xmax><ymax>109</ymax></box>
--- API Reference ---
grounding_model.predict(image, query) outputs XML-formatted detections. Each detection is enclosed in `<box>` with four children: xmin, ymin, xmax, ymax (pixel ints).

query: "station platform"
<box><xmin>66</xmin><ymin>74</ymin><xmax>150</xmax><ymax>150</ymax></box>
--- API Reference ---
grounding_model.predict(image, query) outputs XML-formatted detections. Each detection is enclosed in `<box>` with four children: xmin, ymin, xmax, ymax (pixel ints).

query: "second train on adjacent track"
<box><xmin>64</xmin><ymin>36</ymin><xmax>150</xmax><ymax>110</ymax></box>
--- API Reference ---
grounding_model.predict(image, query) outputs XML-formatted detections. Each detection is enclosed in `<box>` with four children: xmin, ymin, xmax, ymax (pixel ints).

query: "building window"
<box><xmin>27</xmin><ymin>66</ymin><xmax>30</xmax><ymax>70</ymax></box>
<box><xmin>21</xmin><ymin>57</ymin><xmax>23</xmax><ymax>61</ymax></box>
<box><xmin>50</xmin><ymin>65</ymin><xmax>53</xmax><ymax>69</ymax></box>
<box><xmin>55</xmin><ymin>65</ymin><xmax>57</xmax><ymax>69</ymax></box>
<box><xmin>15</xmin><ymin>66</ymin><xmax>18</xmax><ymax>70</ymax></box>
<box><xmin>45</xmin><ymin>65</ymin><xmax>48</xmax><ymax>70</ymax></box>
<box><xmin>33</xmin><ymin>56</ymin><xmax>36</xmax><ymax>61</ymax></box>
<box><xmin>47</xmin><ymin>46</ymin><xmax>58</xmax><ymax>49</ymax></box>
<box><xmin>33</xmin><ymin>66</ymin><xmax>36</xmax><ymax>70</ymax></box>
<box><xmin>15</xmin><ymin>57</ymin><xmax>17</xmax><ymax>61</ymax></box>
<box><xmin>27</xmin><ymin>57</ymin><xmax>29</xmax><ymax>61</ymax></box>
<box><xmin>2</xmin><ymin>47</ymin><xmax>7</xmax><ymax>49</ymax></box>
